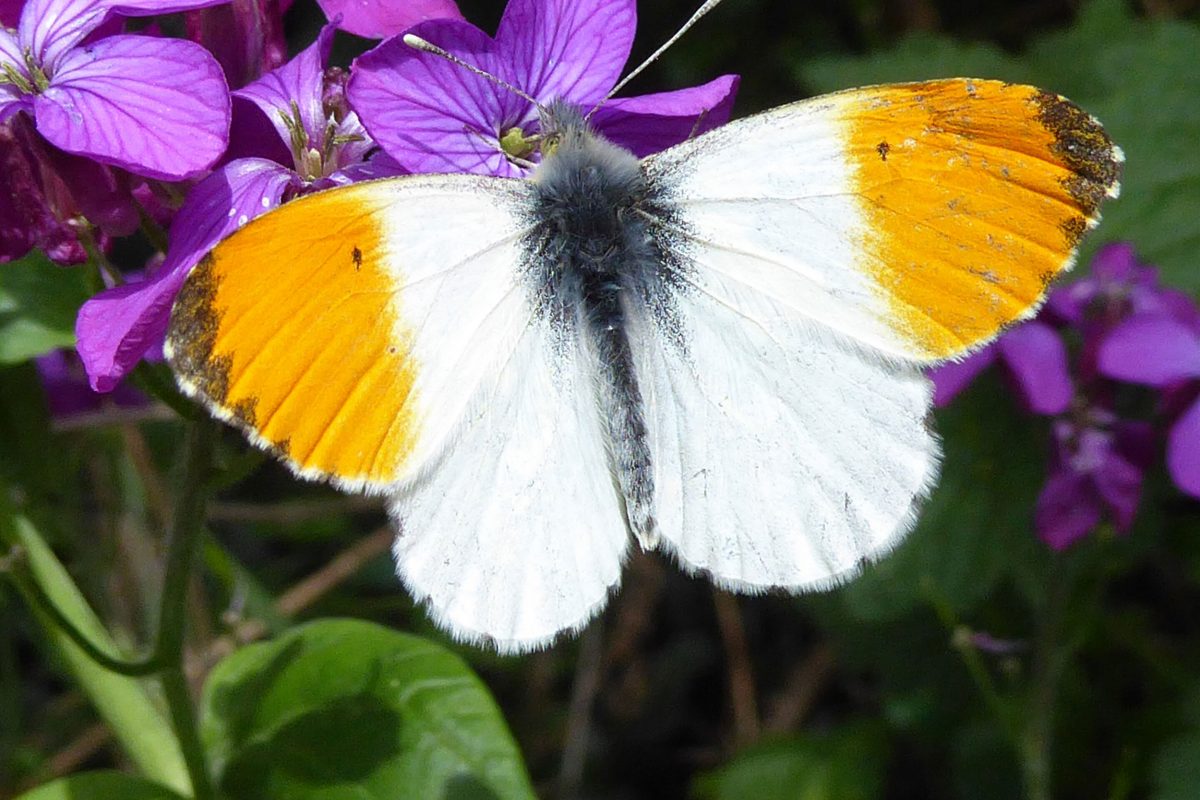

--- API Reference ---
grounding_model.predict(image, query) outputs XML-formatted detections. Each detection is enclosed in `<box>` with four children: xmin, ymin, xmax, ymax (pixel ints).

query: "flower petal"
<box><xmin>186</xmin><ymin>0</ymin><xmax>288</xmax><ymax>89</ymax></box>
<box><xmin>1</xmin><ymin>0</ymin><xmax>20</xmax><ymax>26</ymax></box>
<box><xmin>1092</xmin><ymin>448</ymin><xmax>1143</xmax><ymax>531</ymax></box>
<box><xmin>496</xmin><ymin>0</ymin><xmax>634</xmax><ymax>105</ymax></box>
<box><xmin>1</xmin><ymin>29</ymin><xmax>27</xmax><ymax>121</ymax></box>
<box><xmin>76</xmin><ymin>158</ymin><xmax>294</xmax><ymax>391</ymax></box>
<box><xmin>1035</xmin><ymin>468</ymin><xmax>1102</xmax><ymax>550</ymax></box>
<box><xmin>928</xmin><ymin>345</ymin><xmax>996</xmax><ymax>407</ymax></box>
<box><xmin>1089</xmin><ymin>241</ymin><xmax>1140</xmax><ymax>283</ymax></box>
<box><xmin>1097</xmin><ymin>314</ymin><xmax>1200</xmax><ymax>387</ymax></box>
<box><xmin>21</xmin><ymin>0</ymin><xmax>230</xmax><ymax>67</ymax></box>
<box><xmin>996</xmin><ymin>321</ymin><xmax>1072</xmax><ymax>415</ymax></box>
<box><xmin>317</xmin><ymin>0</ymin><xmax>463</xmax><ymax>39</ymax></box>
<box><xmin>1167</xmin><ymin>398</ymin><xmax>1200</xmax><ymax>498</ymax></box>
<box><xmin>591</xmin><ymin>74</ymin><xmax>739</xmax><ymax>158</ymax></box>
<box><xmin>35</xmin><ymin>35</ymin><xmax>230</xmax><ymax>180</ymax></box>
<box><xmin>349</xmin><ymin>20</ymin><xmax>520</xmax><ymax>176</ymax></box>
<box><xmin>234</xmin><ymin>21</ymin><xmax>333</xmax><ymax>149</ymax></box>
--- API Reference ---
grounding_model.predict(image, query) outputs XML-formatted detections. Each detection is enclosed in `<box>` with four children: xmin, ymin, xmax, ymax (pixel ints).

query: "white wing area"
<box><xmin>389</xmin><ymin>318</ymin><xmax>630</xmax><ymax>653</ymax></box>
<box><xmin>627</xmin><ymin>269</ymin><xmax>940</xmax><ymax>590</ymax></box>
<box><xmin>640</xmin><ymin>99</ymin><xmax>919</xmax><ymax>360</ymax></box>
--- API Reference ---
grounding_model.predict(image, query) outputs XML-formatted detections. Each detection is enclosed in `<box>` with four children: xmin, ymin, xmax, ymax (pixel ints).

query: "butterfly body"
<box><xmin>524</xmin><ymin>100</ymin><xmax>681</xmax><ymax>548</ymax></box>
<box><xmin>166</xmin><ymin>79</ymin><xmax>1122</xmax><ymax>652</ymax></box>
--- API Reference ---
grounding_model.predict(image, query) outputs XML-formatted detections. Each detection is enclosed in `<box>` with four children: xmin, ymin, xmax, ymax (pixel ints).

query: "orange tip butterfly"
<box><xmin>164</xmin><ymin>4</ymin><xmax>1122</xmax><ymax>652</ymax></box>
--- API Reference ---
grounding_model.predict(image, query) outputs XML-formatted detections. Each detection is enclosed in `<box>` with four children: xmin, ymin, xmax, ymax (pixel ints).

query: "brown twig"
<box><xmin>201</xmin><ymin>526</ymin><xmax>395</xmax><ymax>666</ymax></box>
<box><xmin>206</xmin><ymin>496</ymin><xmax>384</xmax><ymax>524</ymax></box>
<box><xmin>712</xmin><ymin>589</ymin><xmax>759</xmax><ymax>747</ymax></box>
<box><xmin>557</xmin><ymin>623</ymin><xmax>605</xmax><ymax>798</ymax></box>
<box><xmin>764</xmin><ymin>642</ymin><xmax>836</xmax><ymax>734</ymax></box>
<box><xmin>603</xmin><ymin>550</ymin><xmax>665</xmax><ymax>669</ymax></box>
<box><xmin>41</xmin><ymin>723</ymin><xmax>112</xmax><ymax>783</ymax></box>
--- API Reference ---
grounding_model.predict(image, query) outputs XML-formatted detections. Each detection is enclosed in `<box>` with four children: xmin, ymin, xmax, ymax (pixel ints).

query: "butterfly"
<box><xmin>164</xmin><ymin>74</ymin><xmax>1121</xmax><ymax>653</ymax></box>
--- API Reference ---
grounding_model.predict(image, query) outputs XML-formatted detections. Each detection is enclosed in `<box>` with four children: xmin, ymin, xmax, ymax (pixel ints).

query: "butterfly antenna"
<box><xmin>403</xmin><ymin>34</ymin><xmax>542</xmax><ymax>109</ymax></box>
<box><xmin>586</xmin><ymin>0</ymin><xmax>726</xmax><ymax>122</ymax></box>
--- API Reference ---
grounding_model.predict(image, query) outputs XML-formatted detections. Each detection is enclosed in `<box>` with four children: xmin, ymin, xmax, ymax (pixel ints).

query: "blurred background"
<box><xmin>3</xmin><ymin>0</ymin><xmax>1200</xmax><ymax>798</ymax></box>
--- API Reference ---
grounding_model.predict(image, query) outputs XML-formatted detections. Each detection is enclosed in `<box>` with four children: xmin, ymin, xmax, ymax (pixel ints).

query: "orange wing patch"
<box><xmin>841</xmin><ymin>79</ymin><xmax>1122</xmax><ymax>360</ymax></box>
<box><xmin>166</xmin><ymin>185</ymin><xmax>418</xmax><ymax>490</ymax></box>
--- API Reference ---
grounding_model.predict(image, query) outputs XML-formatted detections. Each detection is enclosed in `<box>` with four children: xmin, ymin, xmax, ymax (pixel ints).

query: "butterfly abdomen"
<box><xmin>527</xmin><ymin>117</ymin><xmax>661</xmax><ymax>547</ymax></box>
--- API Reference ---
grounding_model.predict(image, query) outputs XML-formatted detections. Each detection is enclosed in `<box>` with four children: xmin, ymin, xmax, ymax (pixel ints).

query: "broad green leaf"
<box><xmin>200</xmin><ymin>618</ymin><xmax>535</xmax><ymax>800</ymax></box>
<box><xmin>1027</xmin><ymin>4</ymin><xmax>1200</xmax><ymax>291</ymax></box>
<box><xmin>692</xmin><ymin>725</ymin><xmax>887</xmax><ymax>800</ymax></box>
<box><xmin>0</xmin><ymin>252</ymin><xmax>91</xmax><ymax>364</ymax></box>
<box><xmin>798</xmin><ymin>0</ymin><xmax>1200</xmax><ymax>290</ymax></box>
<box><xmin>1153</xmin><ymin>734</ymin><xmax>1200</xmax><ymax>800</ymax></box>
<box><xmin>1151</xmin><ymin>689</ymin><xmax>1200</xmax><ymax>800</ymax></box>
<box><xmin>0</xmin><ymin>514</ymin><xmax>190</xmax><ymax>795</ymax></box>
<box><xmin>834</xmin><ymin>375</ymin><xmax>1047</xmax><ymax>621</ymax></box>
<box><xmin>14</xmin><ymin>771</ymin><xmax>188</xmax><ymax>800</ymax></box>
<box><xmin>802</xmin><ymin>33</ymin><xmax>1032</xmax><ymax>91</ymax></box>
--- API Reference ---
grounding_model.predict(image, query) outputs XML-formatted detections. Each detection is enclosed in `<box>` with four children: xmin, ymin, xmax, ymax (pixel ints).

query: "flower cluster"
<box><xmin>933</xmin><ymin>244</ymin><xmax>1198</xmax><ymax>549</ymax></box>
<box><xmin>1</xmin><ymin>0</ymin><xmax>739</xmax><ymax>395</ymax></box>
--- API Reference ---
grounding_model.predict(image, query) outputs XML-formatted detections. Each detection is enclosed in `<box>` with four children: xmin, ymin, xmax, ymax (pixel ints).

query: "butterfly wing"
<box><xmin>641</xmin><ymin>79</ymin><xmax>1122</xmax><ymax>364</ymax></box>
<box><xmin>630</xmin><ymin>79</ymin><xmax>1121</xmax><ymax>587</ymax></box>
<box><xmin>166</xmin><ymin>175</ymin><xmax>629</xmax><ymax>650</ymax></box>
<box><xmin>389</xmin><ymin>315</ymin><xmax>629</xmax><ymax>652</ymax></box>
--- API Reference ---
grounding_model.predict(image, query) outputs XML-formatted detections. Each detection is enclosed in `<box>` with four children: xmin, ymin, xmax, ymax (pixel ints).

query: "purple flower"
<box><xmin>318</xmin><ymin>0</ymin><xmax>463</xmax><ymax>40</ymax></box>
<box><xmin>75</xmin><ymin>22</ymin><xmax>401</xmax><ymax>392</ymax></box>
<box><xmin>37</xmin><ymin>347</ymin><xmax>145</xmax><ymax>420</ymax></box>
<box><xmin>2</xmin><ymin>0</ymin><xmax>232</xmax><ymax>181</ymax></box>
<box><xmin>1099</xmin><ymin>313</ymin><xmax>1200</xmax><ymax>498</ymax></box>
<box><xmin>348</xmin><ymin>0</ymin><xmax>740</xmax><ymax>178</ymax></box>
<box><xmin>930</xmin><ymin>320</ymin><xmax>1072</xmax><ymax>414</ymax></box>
<box><xmin>1035</xmin><ymin>411</ymin><xmax>1153</xmax><ymax>550</ymax></box>
<box><xmin>185</xmin><ymin>0</ymin><xmax>288</xmax><ymax>90</ymax></box>
<box><xmin>1047</xmin><ymin>243</ymin><xmax>1192</xmax><ymax>328</ymax></box>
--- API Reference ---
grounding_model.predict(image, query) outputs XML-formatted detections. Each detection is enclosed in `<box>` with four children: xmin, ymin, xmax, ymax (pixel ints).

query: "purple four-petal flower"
<box><xmin>348</xmin><ymin>0</ymin><xmax>739</xmax><ymax>178</ymax></box>
<box><xmin>1</xmin><ymin>0</ymin><xmax>232</xmax><ymax>180</ymax></box>
<box><xmin>75</xmin><ymin>21</ymin><xmax>402</xmax><ymax>392</ymax></box>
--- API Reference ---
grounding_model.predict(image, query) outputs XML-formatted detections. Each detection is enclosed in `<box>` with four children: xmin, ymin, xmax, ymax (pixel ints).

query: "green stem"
<box><xmin>2</xmin><ymin>552</ymin><xmax>160</xmax><ymax>675</ymax></box>
<box><xmin>923</xmin><ymin>578</ymin><xmax>1019</xmax><ymax>742</ymax></box>
<box><xmin>1021</xmin><ymin>554</ymin><xmax>1077</xmax><ymax>800</ymax></box>
<box><xmin>2</xmin><ymin>421</ymin><xmax>219</xmax><ymax>797</ymax></box>
<box><xmin>154</xmin><ymin>421</ymin><xmax>218</xmax><ymax>800</ymax></box>
<box><xmin>162</xmin><ymin>667</ymin><xmax>213</xmax><ymax>800</ymax></box>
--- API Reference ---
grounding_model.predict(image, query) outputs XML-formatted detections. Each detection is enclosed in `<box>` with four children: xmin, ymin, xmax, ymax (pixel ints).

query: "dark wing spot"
<box><xmin>230</xmin><ymin>396</ymin><xmax>258</xmax><ymax>428</ymax></box>
<box><xmin>1033</xmin><ymin>91</ymin><xmax>1121</xmax><ymax>216</ymax></box>
<box><xmin>1060</xmin><ymin>215</ymin><xmax>1088</xmax><ymax>249</ymax></box>
<box><xmin>876</xmin><ymin>140</ymin><xmax>891</xmax><ymax>161</ymax></box>
<box><xmin>351</xmin><ymin>246</ymin><xmax>363</xmax><ymax>270</ymax></box>
<box><xmin>166</xmin><ymin>254</ymin><xmax>232</xmax><ymax>405</ymax></box>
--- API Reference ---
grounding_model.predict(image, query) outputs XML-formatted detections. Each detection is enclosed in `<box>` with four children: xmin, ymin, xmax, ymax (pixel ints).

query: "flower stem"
<box><xmin>1020</xmin><ymin>554</ymin><xmax>1077</xmax><ymax>800</ymax></box>
<box><xmin>152</xmin><ymin>420</ymin><xmax>218</xmax><ymax>800</ymax></box>
<box><xmin>3</xmin><ymin>421</ymin><xmax>219</xmax><ymax>796</ymax></box>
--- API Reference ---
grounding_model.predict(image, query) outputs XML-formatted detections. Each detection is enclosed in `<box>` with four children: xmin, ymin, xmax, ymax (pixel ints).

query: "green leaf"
<box><xmin>200</xmin><ymin>619</ymin><xmax>536</xmax><ymax>800</ymax></box>
<box><xmin>0</xmin><ymin>514</ymin><xmax>191</xmax><ymax>795</ymax></box>
<box><xmin>0</xmin><ymin>252</ymin><xmax>91</xmax><ymax>364</ymax></box>
<box><xmin>798</xmin><ymin>0</ymin><xmax>1200</xmax><ymax>290</ymax></box>
<box><xmin>1153</xmin><ymin>733</ymin><xmax>1200</xmax><ymax>800</ymax></box>
<box><xmin>1151</xmin><ymin>689</ymin><xmax>1200</xmax><ymax>800</ymax></box>
<box><xmin>14</xmin><ymin>771</ymin><xmax>188</xmax><ymax>800</ymax></box>
<box><xmin>692</xmin><ymin>725</ymin><xmax>887</xmax><ymax>800</ymax></box>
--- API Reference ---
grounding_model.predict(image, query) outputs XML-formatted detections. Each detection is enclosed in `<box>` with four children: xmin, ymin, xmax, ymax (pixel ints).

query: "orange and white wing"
<box><xmin>633</xmin><ymin>79</ymin><xmax>1121</xmax><ymax>588</ymax></box>
<box><xmin>642</xmin><ymin>79</ymin><xmax>1123</xmax><ymax>364</ymax></box>
<box><xmin>165</xmin><ymin>176</ymin><xmax>628</xmax><ymax>650</ymax></box>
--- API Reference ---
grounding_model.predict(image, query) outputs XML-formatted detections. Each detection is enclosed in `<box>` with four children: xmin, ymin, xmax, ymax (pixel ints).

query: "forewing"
<box><xmin>166</xmin><ymin>174</ymin><xmax>630</xmax><ymax>650</ymax></box>
<box><xmin>642</xmin><ymin>78</ymin><xmax>1122</xmax><ymax>363</ymax></box>
<box><xmin>628</xmin><ymin>274</ymin><xmax>938</xmax><ymax>590</ymax></box>
<box><xmin>390</xmin><ymin>317</ymin><xmax>629</xmax><ymax>653</ymax></box>
<box><xmin>165</xmin><ymin>175</ymin><xmax>534</xmax><ymax>493</ymax></box>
